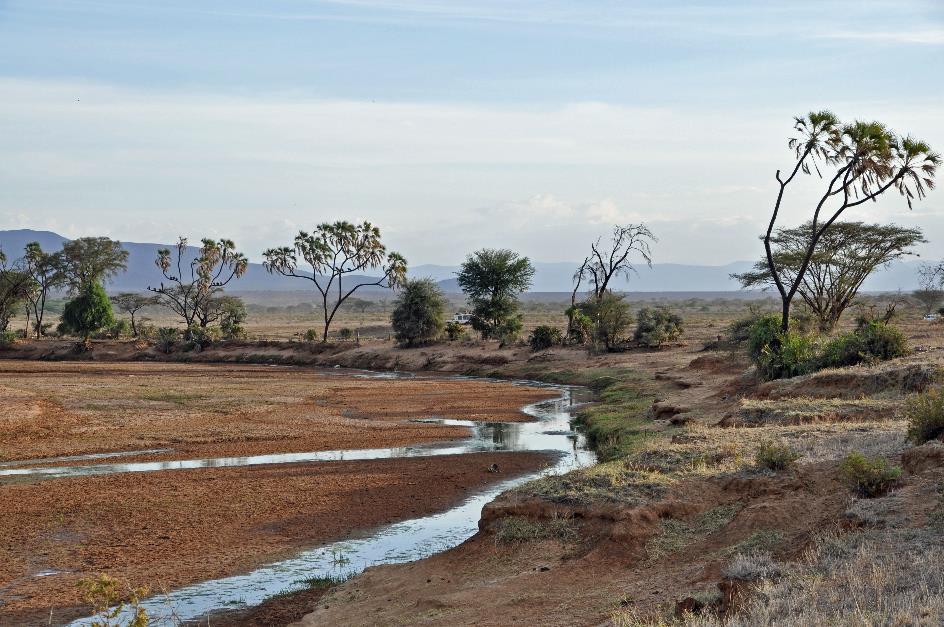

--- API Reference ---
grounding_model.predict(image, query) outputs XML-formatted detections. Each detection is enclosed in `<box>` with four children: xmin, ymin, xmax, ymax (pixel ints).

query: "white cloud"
<box><xmin>824</xmin><ymin>29</ymin><xmax>944</xmax><ymax>45</ymax></box>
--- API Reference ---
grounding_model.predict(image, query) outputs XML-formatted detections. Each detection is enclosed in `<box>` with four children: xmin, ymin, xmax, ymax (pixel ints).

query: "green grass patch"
<box><xmin>646</xmin><ymin>504</ymin><xmax>740</xmax><ymax>561</ymax></box>
<box><xmin>573</xmin><ymin>378</ymin><xmax>658</xmax><ymax>461</ymax></box>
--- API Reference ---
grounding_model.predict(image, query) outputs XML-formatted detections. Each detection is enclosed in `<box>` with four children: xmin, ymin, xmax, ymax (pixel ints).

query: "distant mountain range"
<box><xmin>0</xmin><ymin>229</ymin><xmax>929</xmax><ymax>295</ymax></box>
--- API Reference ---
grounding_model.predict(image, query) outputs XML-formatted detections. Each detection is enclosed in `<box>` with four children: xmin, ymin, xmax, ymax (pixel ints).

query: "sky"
<box><xmin>1</xmin><ymin>0</ymin><xmax>943</xmax><ymax>267</ymax></box>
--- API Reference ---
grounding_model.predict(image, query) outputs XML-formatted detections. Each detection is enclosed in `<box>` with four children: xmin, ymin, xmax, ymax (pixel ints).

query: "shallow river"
<box><xmin>40</xmin><ymin>372</ymin><xmax>596</xmax><ymax>626</ymax></box>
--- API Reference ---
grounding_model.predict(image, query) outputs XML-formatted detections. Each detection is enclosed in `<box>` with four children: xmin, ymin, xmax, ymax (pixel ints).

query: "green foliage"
<box><xmin>528</xmin><ymin>325</ymin><xmax>563</xmax><ymax>351</ymax></box>
<box><xmin>337</xmin><ymin>327</ymin><xmax>354</xmax><ymax>341</ymax></box>
<box><xmin>391</xmin><ymin>278</ymin><xmax>446</xmax><ymax>346</ymax></box>
<box><xmin>0</xmin><ymin>330</ymin><xmax>16</xmax><ymax>346</ymax></box>
<box><xmin>564</xmin><ymin>305</ymin><xmax>593</xmax><ymax>345</ymax></box>
<box><xmin>304</xmin><ymin>328</ymin><xmax>319</xmax><ymax>342</ymax></box>
<box><xmin>906</xmin><ymin>388</ymin><xmax>944</xmax><ymax>444</ymax></box>
<box><xmin>819</xmin><ymin>321</ymin><xmax>908</xmax><ymax>368</ymax></box>
<box><xmin>60</xmin><ymin>282</ymin><xmax>115</xmax><ymax>339</ymax></box>
<box><xmin>755</xmin><ymin>440</ymin><xmax>801</xmax><ymax>471</ymax></box>
<box><xmin>218</xmin><ymin>296</ymin><xmax>247</xmax><ymax>340</ymax></box>
<box><xmin>456</xmin><ymin>248</ymin><xmax>534</xmax><ymax>339</ymax></box>
<box><xmin>725</xmin><ymin>313</ymin><xmax>764</xmax><ymax>345</ymax></box>
<box><xmin>185</xmin><ymin>325</ymin><xmax>220</xmax><ymax>349</ymax></box>
<box><xmin>444</xmin><ymin>321</ymin><xmax>467</xmax><ymax>341</ymax></box>
<box><xmin>105</xmin><ymin>319</ymin><xmax>131</xmax><ymax>340</ymax></box>
<box><xmin>156</xmin><ymin>327</ymin><xmax>179</xmax><ymax>353</ymax></box>
<box><xmin>754</xmin><ymin>330</ymin><xmax>817</xmax><ymax>380</ymax></box>
<box><xmin>77</xmin><ymin>573</ymin><xmax>148</xmax><ymax>627</ymax></box>
<box><xmin>747</xmin><ymin>314</ymin><xmax>783</xmax><ymax>361</ymax></box>
<box><xmin>60</xmin><ymin>237</ymin><xmax>129</xmax><ymax>292</ymax></box>
<box><xmin>838</xmin><ymin>452</ymin><xmax>901</xmax><ymax>498</ymax></box>
<box><xmin>633</xmin><ymin>306</ymin><xmax>683</xmax><ymax>348</ymax></box>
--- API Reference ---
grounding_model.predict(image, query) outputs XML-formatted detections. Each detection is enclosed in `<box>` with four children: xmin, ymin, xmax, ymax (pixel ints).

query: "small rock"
<box><xmin>487</xmin><ymin>463</ymin><xmax>500</xmax><ymax>473</ymax></box>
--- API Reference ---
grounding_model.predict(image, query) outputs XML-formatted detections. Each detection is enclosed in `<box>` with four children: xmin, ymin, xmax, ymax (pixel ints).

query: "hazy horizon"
<box><xmin>2</xmin><ymin>1</ymin><xmax>942</xmax><ymax>266</ymax></box>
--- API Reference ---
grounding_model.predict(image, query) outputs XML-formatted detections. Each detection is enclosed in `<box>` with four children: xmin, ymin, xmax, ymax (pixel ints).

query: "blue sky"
<box><xmin>1</xmin><ymin>0</ymin><xmax>942</xmax><ymax>265</ymax></box>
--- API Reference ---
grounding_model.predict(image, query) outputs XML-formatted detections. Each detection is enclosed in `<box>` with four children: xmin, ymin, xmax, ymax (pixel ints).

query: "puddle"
<box><xmin>64</xmin><ymin>375</ymin><xmax>594</xmax><ymax>625</ymax></box>
<box><xmin>0</xmin><ymin>449</ymin><xmax>174</xmax><ymax>469</ymax></box>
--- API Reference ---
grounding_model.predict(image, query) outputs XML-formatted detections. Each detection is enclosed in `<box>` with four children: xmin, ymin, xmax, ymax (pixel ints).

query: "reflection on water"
<box><xmin>52</xmin><ymin>376</ymin><xmax>594</xmax><ymax>626</ymax></box>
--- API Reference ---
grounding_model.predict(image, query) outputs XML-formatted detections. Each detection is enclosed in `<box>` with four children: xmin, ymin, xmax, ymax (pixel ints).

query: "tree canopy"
<box><xmin>762</xmin><ymin>111</ymin><xmax>939</xmax><ymax>331</ymax></box>
<box><xmin>456</xmin><ymin>248</ymin><xmax>534</xmax><ymax>339</ymax></box>
<box><xmin>391</xmin><ymin>278</ymin><xmax>446</xmax><ymax>346</ymax></box>
<box><xmin>60</xmin><ymin>237</ymin><xmax>129</xmax><ymax>291</ymax></box>
<box><xmin>735</xmin><ymin>221</ymin><xmax>925</xmax><ymax>330</ymax></box>
<box><xmin>149</xmin><ymin>237</ymin><xmax>248</xmax><ymax>335</ymax></box>
<box><xmin>263</xmin><ymin>221</ymin><xmax>407</xmax><ymax>341</ymax></box>
<box><xmin>60</xmin><ymin>282</ymin><xmax>115</xmax><ymax>339</ymax></box>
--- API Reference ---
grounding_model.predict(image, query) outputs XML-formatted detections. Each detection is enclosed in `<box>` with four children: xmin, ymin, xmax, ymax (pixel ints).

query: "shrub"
<box><xmin>747</xmin><ymin>314</ymin><xmax>783</xmax><ymax>361</ymax></box>
<box><xmin>906</xmin><ymin>387</ymin><xmax>944</xmax><ymax>444</ymax></box>
<box><xmin>0</xmin><ymin>330</ymin><xmax>16</xmax><ymax>346</ymax></box>
<box><xmin>156</xmin><ymin>327</ymin><xmax>180</xmax><ymax>353</ymax></box>
<box><xmin>60</xmin><ymin>282</ymin><xmax>115</xmax><ymax>339</ymax></box>
<box><xmin>755</xmin><ymin>330</ymin><xmax>817</xmax><ymax>380</ymax></box>
<box><xmin>105</xmin><ymin>319</ymin><xmax>131</xmax><ymax>340</ymax></box>
<box><xmin>726</xmin><ymin>313</ymin><xmax>763</xmax><ymax>345</ymax></box>
<box><xmin>304</xmin><ymin>328</ymin><xmax>319</xmax><ymax>342</ymax></box>
<box><xmin>219</xmin><ymin>297</ymin><xmax>247</xmax><ymax>340</ymax></box>
<box><xmin>565</xmin><ymin>306</ymin><xmax>594</xmax><ymax>345</ymax></box>
<box><xmin>838</xmin><ymin>452</ymin><xmax>901</xmax><ymax>498</ymax></box>
<box><xmin>184</xmin><ymin>325</ymin><xmax>219</xmax><ymax>350</ymax></box>
<box><xmin>573</xmin><ymin>292</ymin><xmax>633</xmax><ymax>351</ymax></box>
<box><xmin>528</xmin><ymin>325</ymin><xmax>563</xmax><ymax>351</ymax></box>
<box><xmin>444</xmin><ymin>321</ymin><xmax>466</xmax><ymax>341</ymax></box>
<box><xmin>78</xmin><ymin>573</ymin><xmax>148</xmax><ymax>627</ymax></box>
<box><xmin>755</xmin><ymin>440</ymin><xmax>801</xmax><ymax>471</ymax></box>
<box><xmin>337</xmin><ymin>327</ymin><xmax>354</xmax><ymax>341</ymax></box>
<box><xmin>634</xmin><ymin>306</ymin><xmax>683</xmax><ymax>348</ymax></box>
<box><xmin>390</xmin><ymin>278</ymin><xmax>446</xmax><ymax>346</ymax></box>
<box><xmin>819</xmin><ymin>321</ymin><xmax>908</xmax><ymax>369</ymax></box>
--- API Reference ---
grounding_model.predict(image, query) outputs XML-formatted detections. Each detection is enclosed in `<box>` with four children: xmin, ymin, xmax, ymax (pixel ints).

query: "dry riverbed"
<box><xmin>0</xmin><ymin>360</ymin><xmax>558</xmax><ymax>624</ymax></box>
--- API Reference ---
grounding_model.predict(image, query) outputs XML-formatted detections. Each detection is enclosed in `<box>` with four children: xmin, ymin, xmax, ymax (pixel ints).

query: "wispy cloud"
<box><xmin>823</xmin><ymin>29</ymin><xmax>944</xmax><ymax>45</ymax></box>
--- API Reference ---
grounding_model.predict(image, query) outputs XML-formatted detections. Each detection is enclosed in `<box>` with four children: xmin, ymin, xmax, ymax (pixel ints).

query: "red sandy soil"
<box><xmin>296</xmin><ymin>461</ymin><xmax>849</xmax><ymax>627</ymax></box>
<box><xmin>0</xmin><ymin>451</ymin><xmax>556</xmax><ymax>625</ymax></box>
<box><xmin>0</xmin><ymin>361</ymin><xmax>556</xmax><ymax>463</ymax></box>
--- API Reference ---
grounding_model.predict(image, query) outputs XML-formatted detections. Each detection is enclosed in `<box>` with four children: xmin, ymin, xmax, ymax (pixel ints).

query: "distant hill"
<box><xmin>0</xmin><ymin>229</ymin><xmax>929</xmax><ymax>294</ymax></box>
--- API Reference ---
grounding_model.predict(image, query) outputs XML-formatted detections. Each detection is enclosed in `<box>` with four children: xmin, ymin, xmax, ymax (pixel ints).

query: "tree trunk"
<box><xmin>780</xmin><ymin>298</ymin><xmax>790</xmax><ymax>333</ymax></box>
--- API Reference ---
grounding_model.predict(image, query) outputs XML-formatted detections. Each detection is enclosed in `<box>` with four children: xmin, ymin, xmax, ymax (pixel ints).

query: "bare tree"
<box><xmin>263</xmin><ymin>221</ymin><xmax>407</xmax><ymax>341</ymax></box>
<box><xmin>913</xmin><ymin>264</ymin><xmax>944</xmax><ymax>315</ymax></box>
<box><xmin>148</xmin><ymin>238</ymin><xmax>248</xmax><ymax>335</ymax></box>
<box><xmin>763</xmin><ymin>111</ymin><xmax>939</xmax><ymax>331</ymax></box>
<box><xmin>572</xmin><ymin>224</ymin><xmax>656</xmax><ymax>305</ymax></box>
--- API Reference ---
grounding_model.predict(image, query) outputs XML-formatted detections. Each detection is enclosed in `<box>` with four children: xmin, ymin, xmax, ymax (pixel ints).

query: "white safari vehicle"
<box><xmin>450</xmin><ymin>313</ymin><xmax>473</xmax><ymax>325</ymax></box>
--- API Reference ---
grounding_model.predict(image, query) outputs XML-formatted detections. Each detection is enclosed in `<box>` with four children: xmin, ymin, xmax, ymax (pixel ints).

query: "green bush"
<box><xmin>390</xmin><ymin>278</ymin><xmax>446</xmax><ymax>346</ymax></box>
<box><xmin>104</xmin><ymin>319</ymin><xmax>131</xmax><ymax>340</ymax></box>
<box><xmin>819</xmin><ymin>321</ymin><xmax>908</xmax><ymax>369</ymax></box>
<box><xmin>304</xmin><ymin>328</ymin><xmax>319</xmax><ymax>342</ymax></box>
<box><xmin>565</xmin><ymin>306</ymin><xmax>593</xmax><ymax>345</ymax></box>
<box><xmin>337</xmin><ymin>327</ymin><xmax>354</xmax><ymax>341</ymax></box>
<box><xmin>755</xmin><ymin>440</ymin><xmax>801</xmax><ymax>471</ymax></box>
<box><xmin>528</xmin><ymin>325</ymin><xmax>563</xmax><ymax>351</ymax></box>
<box><xmin>755</xmin><ymin>330</ymin><xmax>817</xmax><ymax>380</ymax></box>
<box><xmin>726</xmin><ymin>313</ymin><xmax>764</xmax><ymax>345</ymax></box>
<box><xmin>906</xmin><ymin>387</ymin><xmax>944</xmax><ymax>444</ymax></box>
<box><xmin>747</xmin><ymin>314</ymin><xmax>783</xmax><ymax>361</ymax></box>
<box><xmin>156</xmin><ymin>327</ymin><xmax>179</xmax><ymax>353</ymax></box>
<box><xmin>60</xmin><ymin>282</ymin><xmax>115</xmax><ymax>339</ymax></box>
<box><xmin>444</xmin><ymin>321</ymin><xmax>467</xmax><ymax>341</ymax></box>
<box><xmin>838</xmin><ymin>452</ymin><xmax>901</xmax><ymax>498</ymax></box>
<box><xmin>634</xmin><ymin>306</ymin><xmax>683</xmax><ymax>348</ymax></box>
<box><xmin>0</xmin><ymin>330</ymin><xmax>16</xmax><ymax>346</ymax></box>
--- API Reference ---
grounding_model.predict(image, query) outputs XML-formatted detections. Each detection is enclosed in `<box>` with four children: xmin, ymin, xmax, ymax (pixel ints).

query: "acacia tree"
<box><xmin>60</xmin><ymin>237</ymin><xmax>129</xmax><ymax>292</ymax></box>
<box><xmin>0</xmin><ymin>250</ymin><xmax>34</xmax><ymax>333</ymax></box>
<box><xmin>734</xmin><ymin>221</ymin><xmax>925</xmax><ymax>331</ymax></box>
<box><xmin>763</xmin><ymin>111</ymin><xmax>939</xmax><ymax>332</ymax></box>
<box><xmin>148</xmin><ymin>238</ymin><xmax>248</xmax><ymax>335</ymax></box>
<box><xmin>263</xmin><ymin>221</ymin><xmax>407</xmax><ymax>341</ymax></box>
<box><xmin>456</xmin><ymin>248</ymin><xmax>534</xmax><ymax>339</ymax></box>
<box><xmin>109</xmin><ymin>293</ymin><xmax>159</xmax><ymax>336</ymax></box>
<box><xmin>22</xmin><ymin>242</ymin><xmax>66</xmax><ymax>338</ymax></box>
